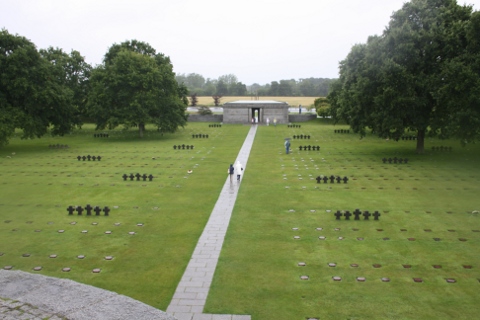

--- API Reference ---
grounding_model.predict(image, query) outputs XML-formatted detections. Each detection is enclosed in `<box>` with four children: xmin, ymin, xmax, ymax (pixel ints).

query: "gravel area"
<box><xmin>0</xmin><ymin>270</ymin><xmax>177</xmax><ymax>320</ymax></box>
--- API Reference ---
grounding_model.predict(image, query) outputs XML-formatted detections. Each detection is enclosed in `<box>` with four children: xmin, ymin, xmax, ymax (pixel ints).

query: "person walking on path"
<box><xmin>228</xmin><ymin>164</ymin><xmax>234</xmax><ymax>183</ymax></box>
<box><xmin>284</xmin><ymin>139</ymin><xmax>291</xmax><ymax>154</ymax></box>
<box><xmin>234</xmin><ymin>161</ymin><xmax>243</xmax><ymax>181</ymax></box>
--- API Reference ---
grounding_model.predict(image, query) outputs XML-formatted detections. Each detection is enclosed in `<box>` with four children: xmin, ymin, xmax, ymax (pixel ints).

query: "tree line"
<box><xmin>1</xmin><ymin>30</ymin><xmax>188</xmax><ymax>146</ymax></box>
<box><xmin>175</xmin><ymin>73</ymin><xmax>335</xmax><ymax>97</ymax></box>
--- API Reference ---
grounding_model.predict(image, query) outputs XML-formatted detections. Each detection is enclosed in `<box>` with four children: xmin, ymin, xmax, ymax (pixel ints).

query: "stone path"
<box><xmin>166</xmin><ymin>125</ymin><xmax>257</xmax><ymax>320</ymax></box>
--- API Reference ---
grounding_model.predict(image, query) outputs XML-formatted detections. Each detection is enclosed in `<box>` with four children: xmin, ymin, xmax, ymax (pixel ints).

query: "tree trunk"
<box><xmin>416</xmin><ymin>129</ymin><xmax>425</xmax><ymax>154</ymax></box>
<box><xmin>139</xmin><ymin>123</ymin><xmax>145</xmax><ymax>138</ymax></box>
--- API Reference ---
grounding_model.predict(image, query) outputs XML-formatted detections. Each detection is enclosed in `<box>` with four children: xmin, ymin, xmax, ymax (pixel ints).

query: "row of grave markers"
<box><xmin>67</xmin><ymin>205</ymin><xmax>110</xmax><ymax>216</ymax></box>
<box><xmin>288</xmin><ymin>124</ymin><xmax>301</xmax><ymax>128</ymax></box>
<box><xmin>334</xmin><ymin>209</ymin><xmax>381</xmax><ymax>220</ymax></box>
<box><xmin>316</xmin><ymin>175</ymin><xmax>348</xmax><ymax>183</ymax></box>
<box><xmin>292</xmin><ymin>135</ymin><xmax>311</xmax><ymax>139</ymax></box>
<box><xmin>173</xmin><ymin>145</ymin><xmax>194</xmax><ymax>150</ymax></box>
<box><xmin>77</xmin><ymin>155</ymin><xmax>102</xmax><ymax>161</ymax></box>
<box><xmin>122</xmin><ymin>173</ymin><xmax>154</xmax><ymax>181</ymax></box>
<box><xmin>208</xmin><ymin>124</ymin><xmax>222</xmax><ymax>127</ymax></box>
<box><xmin>298</xmin><ymin>145</ymin><xmax>320</xmax><ymax>151</ymax></box>
<box><xmin>191</xmin><ymin>134</ymin><xmax>209</xmax><ymax>138</ymax></box>
<box><xmin>382</xmin><ymin>157</ymin><xmax>408</xmax><ymax>164</ymax></box>
<box><xmin>93</xmin><ymin>133</ymin><xmax>109</xmax><ymax>138</ymax></box>
<box><xmin>334</xmin><ymin>129</ymin><xmax>350</xmax><ymax>133</ymax></box>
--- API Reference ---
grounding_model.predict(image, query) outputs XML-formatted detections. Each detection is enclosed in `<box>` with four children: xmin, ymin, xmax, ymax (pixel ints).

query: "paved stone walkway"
<box><xmin>166</xmin><ymin>125</ymin><xmax>257</xmax><ymax>320</ymax></box>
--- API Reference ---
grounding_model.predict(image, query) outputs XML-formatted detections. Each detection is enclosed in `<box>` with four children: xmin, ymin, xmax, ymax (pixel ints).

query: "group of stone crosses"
<box><xmin>299</xmin><ymin>145</ymin><xmax>321</xmax><ymax>151</ymax></box>
<box><xmin>316</xmin><ymin>175</ymin><xmax>348</xmax><ymax>183</ymax></box>
<box><xmin>293</xmin><ymin>135</ymin><xmax>310</xmax><ymax>139</ymax></box>
<box><xmin>382</xmin><ymin>157</ymin><xmax>408</xmax><ymax>164</ymax></box>
<box><xmin>335</xmin><ymin>209</ymin><xmax>381</xmax><ymax>220</ymax></box>
<box><xmin>192</xmin><ymin>134</ymin><xmax>208</xmax><ymax>138</ymax></box>
<box><xmin>77</xmin><ymin>155</ymin><xmax>102</xmax><ymax>161</ymax></box>
<box><xmin>122</xmin><ymin>173</ymin><xmax>154</xmax><ymax>181</ymax></box>
<box><xmin>173</xmin><ymin>144</ymin><xmax>194</xmax><ymax>150</ymax></box>
<box><xmin>67</xmin><ymin>205</ymin><xmax>110</xmax><ymax>216</ymax></box>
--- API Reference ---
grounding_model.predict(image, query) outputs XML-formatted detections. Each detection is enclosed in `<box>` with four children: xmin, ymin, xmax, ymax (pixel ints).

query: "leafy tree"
<box><xmin>39</xmin><ymin>47</ymin><xmax>91</xmax><ymax>123</ymax></box>
<box><xmin>216</xmin><ymin>80</ymin><xmax>228</xmax><ymax>96</ymax></box>
<box><xmin>87</xmin><ymin>40</ymin><xmax>187</xmax><ymax>137</ymax></box>
<box><xmin>314</xmin><ymin>97</ymin><xmax>331</xmax><ymax>118</ymax></box>
<box><xmin>0</xmin><ymin>30</ymin><xmax>80</xmax><ymax>146</ymax></box>
<box><xmin>269</xmin><ymin>81</ymin><xmax>279</xmax><ymax>96</ymax></box>
<box><xmin>328</xmin><ymin>0</ymin><xmax>478</xmax><ymax>153</ymax></box>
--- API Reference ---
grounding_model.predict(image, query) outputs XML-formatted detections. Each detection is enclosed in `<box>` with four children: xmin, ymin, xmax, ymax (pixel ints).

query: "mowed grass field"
<box><xmin>195</xmin><ymin>96</ymin><xmax>319</xmax><ymax>108</ymax></box>
<box><xmin>1</xmin><ymin>120</ymin><xmax>479</xmax><ymax>319</ymax></box>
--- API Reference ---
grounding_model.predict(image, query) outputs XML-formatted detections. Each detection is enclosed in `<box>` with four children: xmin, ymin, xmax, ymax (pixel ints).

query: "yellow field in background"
<box><xmin>196</xmin><ymin>96</ymin><xmax>320</xmax><ymax>107</ymax></box>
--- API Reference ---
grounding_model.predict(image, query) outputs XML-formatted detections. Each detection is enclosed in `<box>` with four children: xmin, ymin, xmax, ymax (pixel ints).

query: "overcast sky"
<box><xmin>2</xmin><ymin>0</ymin><xmax>479</xmax><ymax>85</ymax></box>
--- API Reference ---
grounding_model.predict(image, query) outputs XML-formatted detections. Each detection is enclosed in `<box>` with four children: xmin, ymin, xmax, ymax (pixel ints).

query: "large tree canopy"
<box><xmin>0</xmin><ymin>30</ymin><xmax>85</xmax><ymax>146</ymax></box>
<box><xmin>87</xmin><ymin>40</ymin><xmax>188</xmax><ymax>137</ymax></box>
<box><xmin>328</xmin><ymin>0</ymin><xmax>480</xmax><ymax>153</ymax></box>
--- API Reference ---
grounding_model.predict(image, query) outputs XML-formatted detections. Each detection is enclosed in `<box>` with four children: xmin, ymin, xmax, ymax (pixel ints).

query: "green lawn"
<box><xmin>1</xmin><ymin>120</ymin><xmax>479</xmax><ymax>319</ymax></box>
<box><xmin>206</xmin><ymin>120</ymin><xmax>480</xmax><ymax>319</ymax></box>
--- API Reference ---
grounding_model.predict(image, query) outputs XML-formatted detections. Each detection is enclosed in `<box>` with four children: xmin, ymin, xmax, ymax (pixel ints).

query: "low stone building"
<box><xmin>222</xmin><ymin>100</ymin><xmax>290</xmax><ymax>124</ymax></box>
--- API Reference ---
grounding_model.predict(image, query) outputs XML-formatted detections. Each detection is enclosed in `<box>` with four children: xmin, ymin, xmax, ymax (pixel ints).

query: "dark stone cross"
<box><xmin>398</xmin><ymin>158</ymin><xmax>404</xmax><ymax>164</ymax></box>
<box><xmin>186</xmin><ymin>145</ymin><xmax>190</xmax><ymax>150</ymax></box>
<box><xmin>373</xmin><ymin>211</ymin><xmax>381</xmax><ymax>220</ymax></box>
<box><xmin>77</xmin><ymin>156</ymin><xmax>82</xmax><ymax>161</ymax></box>
<box><xmin>382</xmin><ymin>158</ymin><xmax>387</xmax><ymax>163</ymax></box>
<box><xmin>307</xmin><ymin>145</ymin><xmax>311</xmax><ymax>151</ymax></box>
<box><xmin>190</xmin><ymin>145</ymin><xmax>194</xmax><ymax>149</ymax></box>
<box><xmin>344</xmin><ymin>211</ymin><xmax>352</xmax><ymax>220</ymax></box>
<box><xmin>103</xmin><ymin>206</ymin><xmax>110</xmax><ymax>216</ymax></box>
<box><xmin>67</xmin><ymin>206</ymin><xmax>75</xmax><ymax>215</ymax></box>
<box><xmin>329</xmin><ymin>175</ymin><xmax>335</xmax><ymax>183</ymax></box>
<box><xmin>404</xmin><ymin>158</ymin><xmax>409</xmax><ymax>164</ymax></box>
<box><xmin>192</xmin><ymin>134</ymin><xmax>195</xmax><ymax>138</ymax></box>
<box><xmin>122</xmin><ymin>174</ymin><xmax>128</xmax><ymax>181</ymax></box>
<box><xmin>182</xmin><ymin>144</ymin><xmax>185</xmax><ymax>149</ymax></box>
<box><xmin>135</xmin><ymin>173</ymin><xmax>141</xmax><ymax>181</ymax></box>
<box><xmin>343</xmin><ymin>176</ymin><xmax>349</xmax><ymax>183</ymax></box>
<box><xmin>85</xmin><ymin>204</ymin><xmax>93</xmax><ymax>216</ymax></box>
<box><xmin>129</xmin><ymin>174</ymin><xmax>135</xmax><ymax>181</ymax></box>
<box><xmin>322</xmin><ymin>176</ymin><xmax>328</xmax><ymax>183</ymax></box>
<box><xmin>87</xmin><ymin>155</ymin><xmax>91</xmax><ymax>161</ymax></box>
<box><xmin>148</xmin><ymin>174</ymin><xmax>154</xmax><ymax>181</ymax></box>
<box><xmin>363</xmin><ymin>211</ymin><xmax>371</xmax><ymax>220</ymax></box>
<box><xmin>173</xmin><ymin>145</ymin><xmax>177</xmax><ymax>150</ymax></box>
<box><xmin>92</xmin><ymin>156</ymin><xmax>97</xmax><ymax>161</ymax></box>
<box><xmin>299</xmin><ymin>146</ymin><xmax>303</xmax><ymax>151</ymax></box>
<box><xmin>97</xmin><ymin>156</ymin><xmax>101</xmax><ymax>161</ymax></box>
<box><xmin>334</xmin><ymin>211</ymin><xmax>343</xmax><ymax>220</ymax></box>
<box><xmin>387</xmin><ymin>158</ymin><xmax>392</xmax><ymax>164</ymax></box>
<box><xmin>353</xmin><ymin>209</ymin><xmax>362</xmax><ymax>220</ymax></box>
<box><xmin>82</xmin><ymin>156</ymin><xmax>87</xmax><ymax>161</ymax></box>
<box><xmin>94</xmin><ymin>206</ymin><xmax>102</xmax><ymax>216</ymax></box>
<box><xmin>316</xmin><ymin>176</ymin><xmax>321</xmax><ymax>184</ymax></box>
<box><xmin>393</xmin><ymin>157</ymin><xmax>398</xmax><ymax>164</ymax></box>
<box><xmin>76</xmin><ymin>206</ymin><xmax>84</xmax><ymax>215</ymax></box>
<box><xmin>142</xmin><ymin>174</ymin><xmax>148</xmax><ymax>181</ymax></box>
<box><xmin>336</xmin><ymin>176</ymin><xmax>341</xmax><ymax>183</ymax></box>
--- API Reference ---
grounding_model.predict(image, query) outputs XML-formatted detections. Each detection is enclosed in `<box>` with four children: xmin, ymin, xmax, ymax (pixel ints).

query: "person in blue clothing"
<box><xmin>284</xmin><ymin>139</ymin><xmax>291</xmax><ymax>154</ymax></box>
<box><xmin>228</xmin><ymin>164</ymin><xmax>234</xmax><ymax>183</ymax></box>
